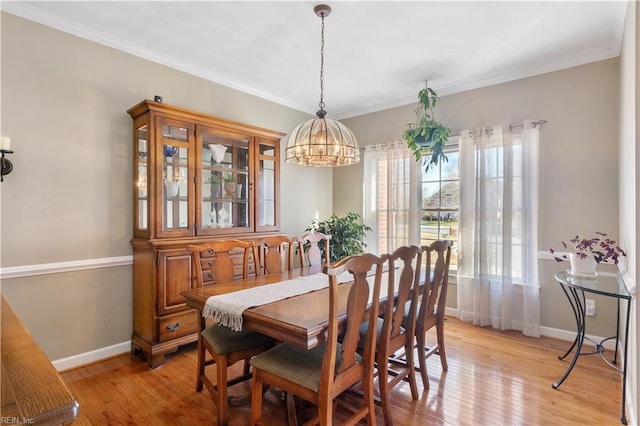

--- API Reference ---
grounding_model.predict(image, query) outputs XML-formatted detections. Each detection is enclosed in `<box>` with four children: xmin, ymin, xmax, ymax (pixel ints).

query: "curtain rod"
<box><xmin>360</xmin><ymin>120</ymin><xmax>547</xmax><ymax>150</ymax></box>
<box><xmin>509</xmin><ymin>119</ymin><xmax>547</xmax><ymax>130</ymax></box>
<box><xmin>450</xmin><ymin>119</ymin><xmax>547</xmax><ymax>138</ymax></box>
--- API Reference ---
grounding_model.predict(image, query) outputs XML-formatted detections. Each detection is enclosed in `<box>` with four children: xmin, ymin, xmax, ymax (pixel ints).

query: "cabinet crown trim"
<box><xmin>127</xmin><ymin>99</ymin><xmax>286</xmax><ymax>139</ymax></box>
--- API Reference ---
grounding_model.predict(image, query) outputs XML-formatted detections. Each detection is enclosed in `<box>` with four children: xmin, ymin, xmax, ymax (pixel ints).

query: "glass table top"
<box><xmin>554</xmin><ymin>270</ymin><xmax>631</xmax><ymax>299</ymax></box>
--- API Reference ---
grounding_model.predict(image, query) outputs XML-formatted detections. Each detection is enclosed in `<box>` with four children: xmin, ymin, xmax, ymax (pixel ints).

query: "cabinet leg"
<box><xmin>131</xmin><ymin>342</ymin><xmax>166</xmax><ymax>368</ymax></box>
<box><xmin>148</xmin><ymin>353</ymin><xmax>166</xmax><ymax>368</ymax></box>
<box><xmin>131</xmin><ymin>343</ymin><xmax>142</xmax><ymax>358</ymax></box>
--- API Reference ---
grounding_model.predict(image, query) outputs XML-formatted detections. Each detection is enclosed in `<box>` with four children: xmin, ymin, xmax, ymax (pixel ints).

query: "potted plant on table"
<box><xmin>402</xmin><ymin>83</ymin><xmax>451</xmax><ymax>171</ymax></box>
<box><xmin>549</xmin><ymin>232</ymin><xmax>626</xmax><ymax>276</ymax></box>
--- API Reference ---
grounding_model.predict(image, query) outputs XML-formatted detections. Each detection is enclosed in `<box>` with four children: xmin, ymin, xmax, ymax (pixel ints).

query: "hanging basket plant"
<box><xmin>402</xmin><ymin>84</ymin><xmax>451</xmax><ymax>170</ymax></box>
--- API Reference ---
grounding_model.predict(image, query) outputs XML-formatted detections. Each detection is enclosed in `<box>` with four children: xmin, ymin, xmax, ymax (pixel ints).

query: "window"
<box><xmin>363</xmin><ymin>141</ymin><xmax>458</xmax><ymax>267</ymax></box>
<box><xmin>362</xmin><ymin>142</ymin><xmax>418</xmax><ymax>256</ymax></box>
<box><xmin>420</xmin><ymin>145</ymin><xmax>459</xmax><ymax>270</ymax></box>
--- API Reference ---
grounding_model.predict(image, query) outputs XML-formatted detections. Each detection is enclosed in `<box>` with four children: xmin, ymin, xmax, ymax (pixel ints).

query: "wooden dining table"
<box><xmin>181</xmin><ymin>265</ymin><xmax>387</xmax><ymax>350</ymax></box>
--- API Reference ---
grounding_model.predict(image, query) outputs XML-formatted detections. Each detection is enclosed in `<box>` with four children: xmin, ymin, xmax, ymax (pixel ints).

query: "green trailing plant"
<box><xmin>306</xmin><ymin>212</ymin><xmax>372</xmax><ymax>263</ymax></box>
<box><xmin>208</xmin><ymin>174</ymin><xmax>222</xmax><ymax>184</ymax></box>
<box><xmin>402</xmin><ymin>85</ymin><xmax>451</xmax><ymax>171</ymax></box>
<box><xmin>223</xmin><ymin>173</ymin><xmax>235</xmax><ymax>183</ymax></box>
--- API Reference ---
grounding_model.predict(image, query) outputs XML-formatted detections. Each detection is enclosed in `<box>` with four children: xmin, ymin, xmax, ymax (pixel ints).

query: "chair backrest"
<box><xmin>298</xmin><ymin>232</ymin><xmax>331</xmax><ymax>267</ymax></box>
<box><xmin>382</xmin><ymin>245</ymin><xmax>422</xmax><ymax>348</ymax></box>
<box><xmin>418</xmin><ymin>240</ymin><xmax>453</xmax><ymax>326</ymax></box>
<box><xmin>255</xmin><ymin>235</ymin><xmax>296</xmax><ymax>275</ymax></box>
<box><xmin>188</xmin><ymin>239</ymin><xmax>256</xmax><ymax>286</ymax></box>
<box><xmin>323</xmin><ymin>253</ymin><xmax>386</xmax><ymax>397</ymax></box>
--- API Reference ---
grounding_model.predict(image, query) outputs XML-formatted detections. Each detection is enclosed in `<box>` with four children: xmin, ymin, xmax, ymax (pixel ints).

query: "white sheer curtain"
<box><xmin>457</xmin><ymin>121</ymin><xmax>540</xmax><ymax>337</ymax></box>
<box><xmin>363</xmin><ymin>141</ymin><xmax>421</xmax><ymax>255</ymax></box>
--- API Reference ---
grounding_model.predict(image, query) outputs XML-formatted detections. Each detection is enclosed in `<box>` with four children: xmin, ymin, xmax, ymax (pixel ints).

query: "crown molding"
<box><xmin>337</xmin><ymin>44</ymin><xmax>620</xmax><ymax>120</ymax></box>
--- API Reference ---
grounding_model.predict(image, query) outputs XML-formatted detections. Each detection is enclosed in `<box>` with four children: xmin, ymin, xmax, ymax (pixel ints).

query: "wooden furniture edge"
<box><xmin>1</xmin><ymin>295</ymin><xmax>79</xmax><ymax>424</ymax></box>
<box><xmin>126</xmin><ymin>99</ymin><xmax>287</xmax><ymax>139</ymax></box>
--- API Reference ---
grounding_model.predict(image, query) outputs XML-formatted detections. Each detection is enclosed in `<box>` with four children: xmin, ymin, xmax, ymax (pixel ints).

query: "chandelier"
<box><xmin>285</xmin><ymin>4</ymin><xmax>360</xmax><ymax>167</ymax></box>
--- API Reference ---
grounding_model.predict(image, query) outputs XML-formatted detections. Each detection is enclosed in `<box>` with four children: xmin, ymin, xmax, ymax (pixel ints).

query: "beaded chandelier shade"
<box><xmin>285</xmin><ymin>4</ymin><xmax>360</xmax><ymax>167</ymax></box>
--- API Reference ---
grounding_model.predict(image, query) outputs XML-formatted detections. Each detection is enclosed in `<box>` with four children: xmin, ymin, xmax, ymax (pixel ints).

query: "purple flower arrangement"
<box><xmin>550</xmin><ymin>232</ymin><xmax>627</xmax><ymax>264</ymax></box>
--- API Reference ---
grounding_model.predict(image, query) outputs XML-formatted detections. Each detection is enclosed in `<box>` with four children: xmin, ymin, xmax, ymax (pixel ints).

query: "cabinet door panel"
<box><xmin>196</xmin><ymin>126</ymin><xmax>252</xmax><ymax>235</ymax></box>
<box><xmin>255</xmin><ymin>139</ymin><xmax>280</xmax><ymax>232</ymax></box>
<box><xmin>155</xmin><ymin>118</ymin><xmax>195</xmax><ymax>238</ymax></box>
<box><xmin>133</xmin><ymin>119</ymin><xmax>150</xmax><ymax>238</ymax></box>
<box><xmin>157</xmin><ymin>250</ymin><xmax>194</xmax><ymax>316</ymax></box>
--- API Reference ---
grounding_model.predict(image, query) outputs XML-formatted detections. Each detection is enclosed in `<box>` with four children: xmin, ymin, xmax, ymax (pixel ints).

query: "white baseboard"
<box><xmin>539</xmin><ymin>325</ymin><xmax>619</xmax><ymax>351</ymax></box>
<box><xmin>445</xmin><ymin>307</ymin><xmax>617</xmax><ymax>351</ymax></box>
<box><xmin>52</xmin><ymin>341</ymin><xmax>131</xmax><ymax>372</ymax></box>
<box><xmin>445</xmin><ymin>307</ymin><xmax>457</xmax><ymax>318</ymax></box>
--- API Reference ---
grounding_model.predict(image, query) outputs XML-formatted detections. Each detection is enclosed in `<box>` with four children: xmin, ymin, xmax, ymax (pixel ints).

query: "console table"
<box><xmin>553</xmin><ymin>270</ymin><xmax>631</xmax><ymax>424</ymax></box>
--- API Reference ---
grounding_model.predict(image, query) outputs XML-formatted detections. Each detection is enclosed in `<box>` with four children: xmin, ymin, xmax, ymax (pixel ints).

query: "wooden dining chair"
<box><xmin>298</xmin><ymin>231</ymin><xmax>331</xmax><ymax>268</ymax></box>
<box><xmin>250</xmin><ymin>253</ymin><xmax>387</xmax><ymax>426</ymax></box>
<box><xmin>188</xmin><ymin>239</ymin><xmax>275</xmax><ymax>426</ymax></box>
<box><xmin>255</xmin><ymin>235</ymin><xmax>297</xmax><ymax>275</ymax></box>
<box><xmin>359</xmin><ymin>245</ymin><xmax>421</xmax><ymax>425</ymax></box>
<box><xmin>411</xmin><ymin>240</ymin><xmax>453</xmax><ymax>389</ymax></box>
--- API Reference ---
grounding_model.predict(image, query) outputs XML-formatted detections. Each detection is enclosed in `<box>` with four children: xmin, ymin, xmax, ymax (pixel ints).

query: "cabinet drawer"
<box><xmin>158</xmin><ymin>310</ymin><xmax>199</xmax><ymax>342</ymax></box>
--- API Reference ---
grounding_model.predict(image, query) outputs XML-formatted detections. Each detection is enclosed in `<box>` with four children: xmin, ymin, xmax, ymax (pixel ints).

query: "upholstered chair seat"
<box><xmin>202</xmin><ymin>325</ymin><xmax>274</xmax><ymax>356</ymax></box>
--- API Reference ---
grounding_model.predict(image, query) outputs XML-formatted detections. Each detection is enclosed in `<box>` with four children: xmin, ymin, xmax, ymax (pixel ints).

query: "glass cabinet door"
<box><xmin>134</xmin><ymin>122</ymin><xmax>149</xmax><ymax>236</ymax></box>
<box><xmin>158</xmin><ymin>119</ymin><xmax>193</xmax><ymax>237</ymax></box>
<box><xmin>255</xmin><ymin>139</ymin><xmax>279</xmax><ymax>232</ymax></box>
<box><xmin>197</xmin><ymin>127</ymin><xmax>251</xmax><ymax>234</ymax></box>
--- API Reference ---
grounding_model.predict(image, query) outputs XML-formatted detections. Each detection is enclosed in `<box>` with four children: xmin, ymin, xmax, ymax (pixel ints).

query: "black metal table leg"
<box><xmin>614</xmin><ymin>299</ymin><xmax>620</xmax><ymax>365</ymax></box>
<box><xmin>556</xmin><ymin>282</ymin><xmax>580</xmax><ymax>361</ymax></box>
<box><xmin>553</xmin><ymin>286</ymin><xmax>586</xmax><ymax>389</ymax></box>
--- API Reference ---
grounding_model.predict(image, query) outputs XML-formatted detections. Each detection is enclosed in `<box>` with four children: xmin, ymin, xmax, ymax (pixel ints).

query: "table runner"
<box><xmin>203</xmin><ymin>271</ymin><xmax>353</xmax><ymax>331</ymax></box>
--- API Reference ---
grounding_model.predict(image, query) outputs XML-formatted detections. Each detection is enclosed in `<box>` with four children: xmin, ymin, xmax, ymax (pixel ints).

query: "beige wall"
<box><xmin>0</xmin><ymin>13</ymin><xmax>332</xmax><ymax>360</ymax></box>
<box><xmin>2</xmin><ymin>268</ymin><xmax>132</xmax><ymax>359</ymax></box>
<box><xmin>619</xmin><ymin>1</ymin><xmax>638</xmax><ymax>423</ymax></box>
<box><xmin>338</xmin><ymin>59</ymin><xmax>622</xmax><ymax>338</ymax></box>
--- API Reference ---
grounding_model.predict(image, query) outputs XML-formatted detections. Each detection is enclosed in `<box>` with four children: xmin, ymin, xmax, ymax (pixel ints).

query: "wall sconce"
<box><xmin>1</xmin><ymin>136</ymin><xmax>13</xmax><ymax>182</ymax></box>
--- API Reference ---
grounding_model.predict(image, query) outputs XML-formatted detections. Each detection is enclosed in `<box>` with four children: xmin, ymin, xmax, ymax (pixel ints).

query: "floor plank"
<box><xmin>61</xmin><ymin>318</ymin><xmax>624</xmax><ymax>425</ymax></box>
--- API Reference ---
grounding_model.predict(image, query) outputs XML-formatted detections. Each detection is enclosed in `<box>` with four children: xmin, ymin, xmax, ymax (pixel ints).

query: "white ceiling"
<box><xmin>2</xmin><ymin>1</ymin><xmax>628</xmax><ymax>119</ymax></box>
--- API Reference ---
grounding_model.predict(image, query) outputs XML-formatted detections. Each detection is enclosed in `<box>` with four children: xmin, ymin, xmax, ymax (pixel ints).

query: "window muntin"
<box><xmin>420</xmin><ymin>146</ymin><xmax>459</xmax><ymax>271</ymax></box>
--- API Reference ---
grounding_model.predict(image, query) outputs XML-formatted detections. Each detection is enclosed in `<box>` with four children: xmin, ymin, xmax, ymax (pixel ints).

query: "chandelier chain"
<box><xmin>319</xmin><ymin>13</ymin><xmax>325</xmax><ymax>111</ymax></box>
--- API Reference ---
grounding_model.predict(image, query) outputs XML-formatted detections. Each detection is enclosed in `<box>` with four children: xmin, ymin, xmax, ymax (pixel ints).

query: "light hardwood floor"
<box><xmin>61</xmin><ymin>317</ymin><xmax>623</xmax><ymax>425</ymax></box>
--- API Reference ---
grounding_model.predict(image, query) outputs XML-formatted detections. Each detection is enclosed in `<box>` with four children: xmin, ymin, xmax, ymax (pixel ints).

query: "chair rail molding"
<box><xmin>0</xmin><ymin>255</ymin><xmax>133</xmax><ymax>279</ymax></box>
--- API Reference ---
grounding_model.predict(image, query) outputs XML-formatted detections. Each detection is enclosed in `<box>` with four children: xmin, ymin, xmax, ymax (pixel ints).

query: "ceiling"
<box><xmin>2</xmin><ymin>1</ymin><xmax>628</xmax><ymax>119</ymax></box>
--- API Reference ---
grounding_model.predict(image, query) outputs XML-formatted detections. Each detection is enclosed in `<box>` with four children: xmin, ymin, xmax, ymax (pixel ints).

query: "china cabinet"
<box><xmin>128</xmin><ymin>100</ymin><xmax>284</xmax><ymax>367</ymax></box>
